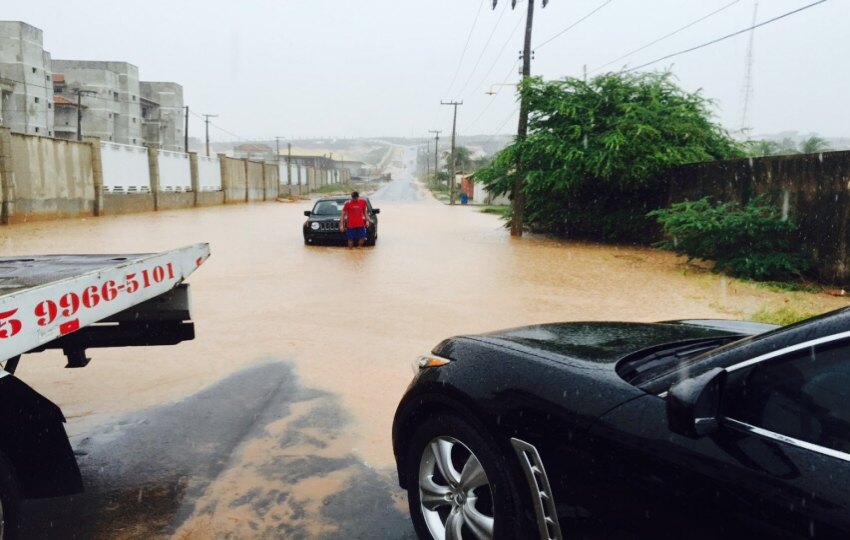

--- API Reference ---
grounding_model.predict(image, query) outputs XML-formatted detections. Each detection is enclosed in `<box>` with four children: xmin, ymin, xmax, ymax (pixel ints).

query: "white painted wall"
<box><xmin>158</xmin><ymin>150</ymin><xmax>191</xmax><ymax>192</ymax></box>
<box><xmin>197</xmin><ymin>155</ymin><xmax>222</xmax><ymax>191</ymax></box>
<box><xmin>100</xmin><ymin>141</ymin><xmax>150</xmax><ymax>192</ymax></box>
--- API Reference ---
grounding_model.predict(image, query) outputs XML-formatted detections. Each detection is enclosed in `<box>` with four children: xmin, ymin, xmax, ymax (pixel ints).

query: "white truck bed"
<box><xmin>0</xmin><ymin>243</ymin><xmax>210</xmax><ymax>364</ymax></box>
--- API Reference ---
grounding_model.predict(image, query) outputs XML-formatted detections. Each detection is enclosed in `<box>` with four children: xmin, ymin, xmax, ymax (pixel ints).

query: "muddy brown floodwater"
<box><xmin>2</xmin><ymin>173</ymin><xmax>847</xmax><ymax>538</ymax></box>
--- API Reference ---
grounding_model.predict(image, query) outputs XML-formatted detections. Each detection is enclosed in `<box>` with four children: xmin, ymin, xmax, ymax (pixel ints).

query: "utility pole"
<box><xmin>494</xmin><ymin>0</ymin><xmax>549</xmax><ymax>236</ymax></box>
<box><xmin>287</xmin><ymin>142</ymin><xmax>293</xmax><ymax>186</ymax></box>
<box><xmin>184</xmin><ymin>106</ymin><xmax>189</xmax><ymax>153</ymax></box>
<box><xmin>203</xmin><ymin>114</ymin><xmax>218</xmax><ymax>157</ymax></box>
<box><xmin>440</xmin><ymin>100</ymin><xmax>462</xmax><ymax>205</ymax></box>
<box><xmin>71</xmin><ymin>88</ymin><xmax>96</xmax><ymax>142</ymax></box>
<box><xmin>275</xmin><ymin>136</ymin><xmax>285</xmax><ymax>163</ymax></box>
<box><xmin>428</xmin><ymin>130</ymin><xmax>441</xmax><ymax>186</ymax></box>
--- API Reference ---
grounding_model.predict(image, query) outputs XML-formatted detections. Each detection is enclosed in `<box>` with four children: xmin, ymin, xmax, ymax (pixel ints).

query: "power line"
<box><xmin>468</xmin><ymin>15</ymin><xmax>524</xmax><ymax>100</ymax></box>
<box><xmin>624</xmin><ymin>0</ymin><xmax>827</xmax><ymax>73</ymax></box>
<box><xmin>590</xmin><ymin>0</ymin><xmax>741</xmax><ymax>74</ymax></box>
<box><xmin>454</xmin><ymin>0</ymin><xmax>510</xmax><ymax>98</ymax></box>
<box><xmin>445</xmin><ymin>0</ymin><xmax>488</xmax><ymax>97</ymax></box>
<box><xmin>533</xmin><ymin>0</ymin><xmax>614</xmax><ymax>50</ymax></box>
<box><xmin>464</xmin><ymin>59</ymin><xmax>520</xmax><ymax>132</ymax></box>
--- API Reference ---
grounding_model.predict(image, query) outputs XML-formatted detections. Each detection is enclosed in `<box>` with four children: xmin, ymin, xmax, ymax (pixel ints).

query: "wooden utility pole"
<box><xmin>440</xmin><ymin>101</ymin><xmax>462</xmax><ymax>205</ymax></box>
<box><xmin>428</xmin><ymin>130</ymin><xmax>441</xmax><ymax>185</ymax></box>
<box><xmin>71</xmin><ymin>88</ymin><xmax>96</xmax><ymax>142</ymax></box>
<box><xmin>203</xmin><ymin>113</ymin><xmax>218</xmax><ymax>157</ymax></box>
<box><xmin>287</xmin><ymin>142</ymin><xmax>293</xmax><ymax>186</ymax></box>
<box><xmin>494</xmin><ymin>0</ymin><xmax>548</xmax><ymax>236</ymax></box>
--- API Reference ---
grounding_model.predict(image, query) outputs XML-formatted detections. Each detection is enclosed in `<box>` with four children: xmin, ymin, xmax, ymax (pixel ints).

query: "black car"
<box><xmin>392</xmin><ymin>308</ymin><xmax>850</xmax><ymax>539</ymax></box>
<box><xmin>302</xmin><ymin>197</ymin><xmax>380</xmax><ymax>245</ymax></box>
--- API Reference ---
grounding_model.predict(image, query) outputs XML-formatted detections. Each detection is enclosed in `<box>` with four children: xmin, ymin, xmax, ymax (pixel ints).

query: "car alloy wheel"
<box><xmin>418</xmin><ymin>435</ymin><xmax>495</xmax><ymax>540</ymax></box>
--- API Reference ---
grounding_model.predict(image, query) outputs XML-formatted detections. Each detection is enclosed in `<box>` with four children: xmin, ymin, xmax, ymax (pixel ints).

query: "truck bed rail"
<box><xmin>0</xmin><ymin>243</ymin><xmax>210</xmax><ymax>363</ymax></box>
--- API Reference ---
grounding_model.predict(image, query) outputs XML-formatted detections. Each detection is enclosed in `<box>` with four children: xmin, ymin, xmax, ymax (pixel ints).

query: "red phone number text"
<box><xmin>0</xmin><ymin>262</ymin><xmax>175</xmax><ymax>340</ymax></box>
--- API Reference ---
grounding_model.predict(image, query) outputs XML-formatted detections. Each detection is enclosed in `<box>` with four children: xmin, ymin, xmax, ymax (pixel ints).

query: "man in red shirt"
<box><xmin>341</xmin><ymin>191</ymin><xmax>370</xmax><ymax>249</ymax></box>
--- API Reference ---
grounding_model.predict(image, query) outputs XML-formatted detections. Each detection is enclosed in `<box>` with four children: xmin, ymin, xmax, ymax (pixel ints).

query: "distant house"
<box><xmin>233</xmin><ymin>143</ymin><xmax>274</xmax><ymax>161</ymax></box>
<box><xmin>333</xmin><ymin>159</ymin><xmax>367</xmax><ymax>177</ymax></box>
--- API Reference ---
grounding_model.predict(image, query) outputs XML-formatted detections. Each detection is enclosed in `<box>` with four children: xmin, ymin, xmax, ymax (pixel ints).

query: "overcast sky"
<box><xmin>6</xmin><ymin>0</ymin><xmax>847</xmax><ymax>142</ymax></box>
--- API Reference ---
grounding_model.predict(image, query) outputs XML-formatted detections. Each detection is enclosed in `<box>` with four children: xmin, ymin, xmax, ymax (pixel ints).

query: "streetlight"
<box><xmin>485</xmin><ymin>83</ymin><xmax>517</xmax><ymax>96</ymax></box>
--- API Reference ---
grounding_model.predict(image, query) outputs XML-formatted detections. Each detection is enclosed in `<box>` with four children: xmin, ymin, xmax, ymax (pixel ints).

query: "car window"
<box><xmin>313</xmin><ymin>201</ymin><xmax>342</xmax><ymax>215</ymax></box>
<box><xmin>723</xmin><ymin>339</ymin><xmax>850</xmax><ymax>455</ymax></box>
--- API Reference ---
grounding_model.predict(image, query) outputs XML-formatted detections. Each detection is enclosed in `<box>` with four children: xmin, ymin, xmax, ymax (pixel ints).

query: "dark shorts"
<box><xmin>346</xmin><ymin>226</ymin><xmax>367</xmax><ymax>240</ymax></box>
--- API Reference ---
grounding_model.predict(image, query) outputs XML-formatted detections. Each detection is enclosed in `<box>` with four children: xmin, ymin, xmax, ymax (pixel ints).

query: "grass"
<box><xmin>750</xmin><ymin>305</ymin><xmax>819</xmax><ymax>326</ymax></box>
<box><xmin>745</xmin><ymin>279</ymin><xmax>823</xmax><ymax>294</ymax></box>
<box><xmin>478</xmin><ymin>205</ymin><xmax>510</xmax><ymax>217</ymax></box>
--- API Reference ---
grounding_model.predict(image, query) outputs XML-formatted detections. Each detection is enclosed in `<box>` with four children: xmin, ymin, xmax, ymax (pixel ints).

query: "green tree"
<box><xmin>799</xmin><ymin>135</ymin><xmax>831</xmax><ymax>154</ymax></box>
<box><xmin>441</xmin><ymin>146</ymin><xmax>474</xmax><ymax>174</ymax></box>
<box><xmin>476</xmin><ymin>72</ymin><xmax>743</xmax><ymax>241</ymax></box>
<box><xmin>745</xmin><ymin>139</ymin><xmax>781</xmax><ymax>157</ymax></box>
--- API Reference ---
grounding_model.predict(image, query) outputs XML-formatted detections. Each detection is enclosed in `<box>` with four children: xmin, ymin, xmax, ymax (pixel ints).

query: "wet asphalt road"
<box><xmin>20</xmin><ymin>362</ymin><xmax>415</xmax><ymax>539</ymax></box>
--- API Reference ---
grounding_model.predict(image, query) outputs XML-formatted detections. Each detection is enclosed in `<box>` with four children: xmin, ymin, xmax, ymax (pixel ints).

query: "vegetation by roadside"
<box><xmin>475</xmin><ymin>72</ymin><xmax>742</xmax><ymax>243</ymax></box>
<box><xmin>750</xmin><ymin>305</ymin><xmax>820</xmax><ymax>326</ymax></box>
<box><xmin>649</xmin><ymin>196</ymin><xmax>811</xmax><ymax>281</ymax></box>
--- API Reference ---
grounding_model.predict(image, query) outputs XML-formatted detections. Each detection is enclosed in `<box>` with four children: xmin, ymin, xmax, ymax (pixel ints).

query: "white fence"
<box><xmin>158</xmin><ymin>150</ymin><xmax>192</xmax><ymax>192</ymax></box>
<box><xmin>198</xmin><ymin>155</ymin><xmax>222</xmax><ymax>191</ymax></box>
<box><xmin>100</xmin><ymin>142</ymin><xmax>151</xmax><ymax>193</ymax></box>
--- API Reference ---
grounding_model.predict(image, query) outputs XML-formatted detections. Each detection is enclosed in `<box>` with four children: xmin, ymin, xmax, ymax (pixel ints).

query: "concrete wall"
<box><xmin>0</xmin><ymin>128</ymin><xmax>314</xmax><ymax>228</ymax></box>
<box><xmin>221</xmin><ymin>155</ymin><xmax>247</xmax><ymax>203</ymax></box>
<box><xmin>246</xmin><ymin>160</ymin><xmax>264</xmax><ymax>202</ymax></box>
<box><xmin>103</xmin><ymin>193</ymin><xmax>154</xmax><ymax>215</ymax></box>
<box><xmin>668</xmin><ymin>150</ymin><xmax>850</xmax><ymax>284</ymax></box>
<box><xmin>5</xmin><ymin>132</ymin><xmax>94</xmax><ymax>222</ymax></box>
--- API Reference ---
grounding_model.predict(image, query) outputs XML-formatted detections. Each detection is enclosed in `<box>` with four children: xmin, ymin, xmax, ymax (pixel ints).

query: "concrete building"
<box><xmin>0</xmin><ymin>21</ymin><xmax>54</xmax><ymax>136</ymax></box>
<box><xmin>140</xmin><ymin>81</ymin><xmax>184</xmax><ymax>152</ymax></box>
<box><xmin>52</xmin><ymin>60</ymin><xmax>142</xmax><ymax>145</ymax></box>
<box><xmin>234</xmin><ymin>143</ymin><xmax>274</xmax><ymax>161</ymax></box>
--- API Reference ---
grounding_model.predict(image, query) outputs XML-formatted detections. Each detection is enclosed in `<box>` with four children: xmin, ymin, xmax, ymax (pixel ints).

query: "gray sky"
<box><xmin>7</xmin><ymin>0</ymin><xmax>847</xmax><ymax>142</ymax></box>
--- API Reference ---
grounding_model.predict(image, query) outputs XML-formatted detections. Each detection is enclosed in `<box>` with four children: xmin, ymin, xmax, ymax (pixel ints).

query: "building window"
<box><xmin>48</xmin><ymin>131</ymin><xmax>52</xmax><ymax>136</ymax></box>
<box><xmin>48</xmin><ymin>103</ymin><xmax>52</xmax><ymax>109</ymax></box>
<box><xmin>32</xmin><ymin>67</ymin><xmax>37</xmax><ymax>74</ymax></box>
<box><xmin>45</xmin><ymin>75</ymin><xmax>49</xmax><ymax>81</ymax></box>
<box><xmin>108</xmin><ymin>113</ymin><xmax>113</xmax><ymax>118</ymax></box>
<box><xmin>132</xmin><ymin>118</ymin><xmax>136</xmax><ymax>123</ymax></box>
<box><xmin>132</xmin><ymin>95</ymin><xmax>136</xmax><ymax>101</ymax></box>
<box><xmin>34</xmin><ymin>97</ymin><xmax>39</xmax><ymax>103</ymax></box>
<box><xmin>132</xmin><ymin>138</ymin><xmax>137</xmax><ymax>144</ymax></box>
<box><xmin>34</xmin><ymin>127</ymin><xmax>39</xmax><ymax>133</ymax></box>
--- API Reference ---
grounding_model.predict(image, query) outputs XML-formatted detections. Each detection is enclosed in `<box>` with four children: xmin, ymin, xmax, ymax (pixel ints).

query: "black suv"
<box><xmin>303</xmin><ymin>197</ymin><xmax>380</xmax><ymax>246</ymax></box>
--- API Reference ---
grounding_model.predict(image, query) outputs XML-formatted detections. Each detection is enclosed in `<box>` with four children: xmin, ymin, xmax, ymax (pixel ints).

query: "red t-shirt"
<box><xmin>343</xmin><ymin>199</ymin><xmax>368</xmax><ymax>228</ymax></box>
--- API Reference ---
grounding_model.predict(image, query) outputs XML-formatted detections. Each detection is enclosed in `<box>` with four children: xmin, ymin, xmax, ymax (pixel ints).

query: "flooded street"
<box><xmin>2</xmin><ymin>150</ymin><xmax>847</xmax><ymax>538</ymax></box>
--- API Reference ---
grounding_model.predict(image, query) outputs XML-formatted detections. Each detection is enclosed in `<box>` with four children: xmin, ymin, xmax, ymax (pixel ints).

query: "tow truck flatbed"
<box><xmin>0</xmin><ymin>243</ymin><xmax>210</xmax><ymax>365</ymax></box>
<box><xmin>0</xmin><ymin>243</ymin><xmax>210</xmax><ymax>528</ymax></box>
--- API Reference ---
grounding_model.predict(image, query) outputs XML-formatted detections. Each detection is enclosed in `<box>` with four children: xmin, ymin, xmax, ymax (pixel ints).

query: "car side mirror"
<box><xmin>372</xmin><ymin>209</ymin><xmax>380</xmax><ymax>214</ymax></box>
<box><xmin>304</xmin><ymin>211</ymin><xmax>312</xmax><ymax>217</ymax></box>
<box><xmin>667</xmin><ymin>367</ymin><xmax>726</xmax><ymax>439</ymax></box>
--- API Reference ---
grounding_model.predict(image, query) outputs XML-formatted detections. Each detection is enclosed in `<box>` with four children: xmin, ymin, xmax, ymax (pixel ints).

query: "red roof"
<box><xmin>52</xmin><ymin>73</ymin><xmax>65</xmax><ymax>83</ymax></box>
<box><xmin>53</xmin><ymin>95</ymin><xmax>77</xmax><ymax>106</ymax></box>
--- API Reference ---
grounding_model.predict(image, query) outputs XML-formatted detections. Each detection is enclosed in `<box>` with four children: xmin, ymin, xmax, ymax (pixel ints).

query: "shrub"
<box><xmin>648</xmin><ymin>196</ymin><xmax>811</xmax><ymax>281</ymax></box>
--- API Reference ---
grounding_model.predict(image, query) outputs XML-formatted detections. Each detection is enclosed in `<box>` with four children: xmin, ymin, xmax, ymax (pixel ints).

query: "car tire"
<box><xmin>0</xmin><ymin>452</ymin><xmax>21</xmax><ymax>540</ymax></box>
<box><xmin>405</xmin><ymin>414</ymin><xmax>532</xmax><ymax>540</ymax></box>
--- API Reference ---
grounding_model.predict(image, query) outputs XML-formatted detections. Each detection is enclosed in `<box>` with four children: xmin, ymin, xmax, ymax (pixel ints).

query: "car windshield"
<box><xmin>312</xmin><ymin>200</ymin><xmax>346</xmax><ymax>215</ymax></box>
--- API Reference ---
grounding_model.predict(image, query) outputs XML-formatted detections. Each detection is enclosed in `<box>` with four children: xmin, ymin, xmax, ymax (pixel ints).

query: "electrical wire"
<box><xmin>454</xmin><ymin>0</ymin><xmax>510</xmax><ymax>98</ymax></box>
<box><xmin>464</xmin><ymin>59</ymin><xmax>520</xmax><ymax>132</ymax></box>
<box><xmin>445</xmin><ymin>0</ymin><xmax>488</xmax><ymax>98</ymax></box>
<box><xmin>591</xmin><ymin>0</ymin><xmax>741</xmax><ymax>74</ymax></box>
<box><xmin>533</xmin><ymin>0</ymin><xmax>614</xmax><ymax>50</ymax></box>
<box><xmin>624</xmin><ymin>0</ymin><xmax>827</xmax><ymax>73</ymax></box>
<box><xmin>469</xmin><ymin>15</ymin><xmax>524</xmax><ymax>100</ymax></box>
